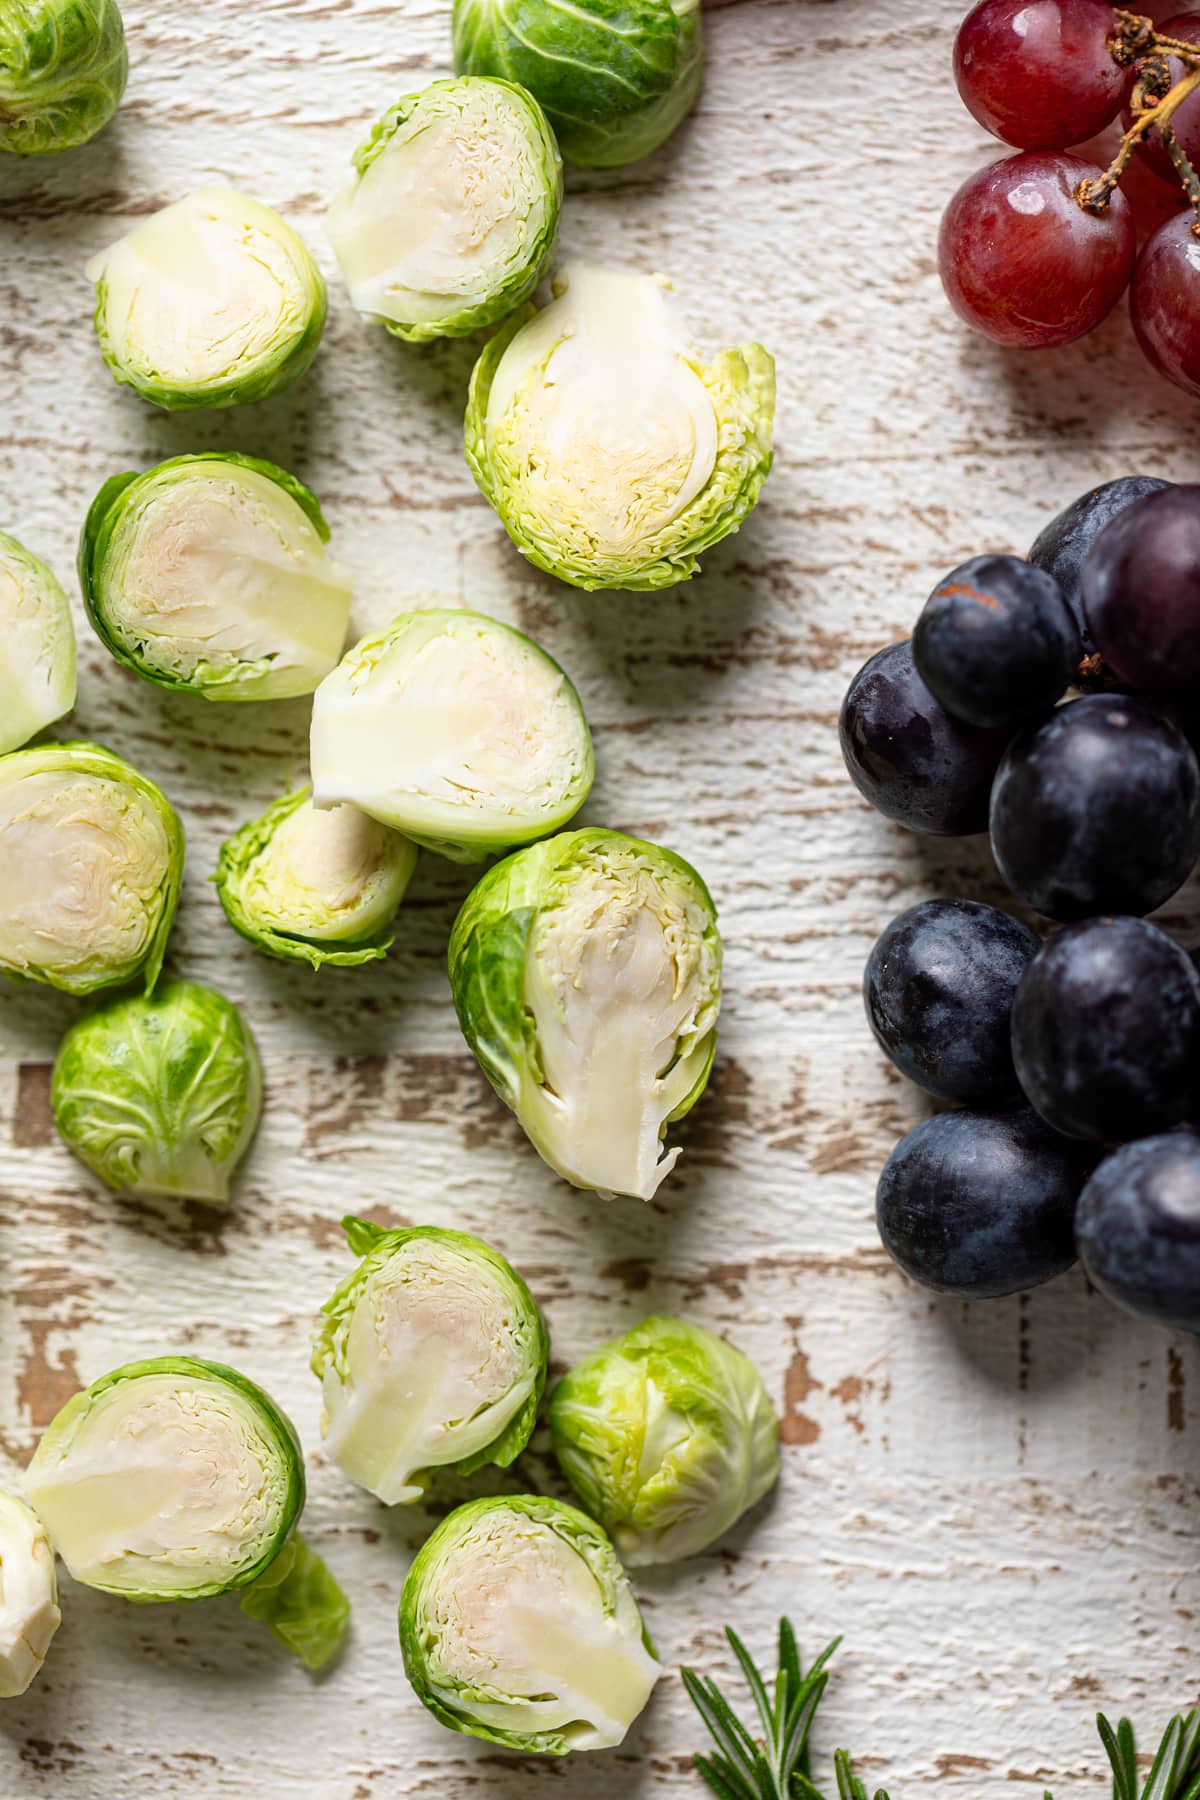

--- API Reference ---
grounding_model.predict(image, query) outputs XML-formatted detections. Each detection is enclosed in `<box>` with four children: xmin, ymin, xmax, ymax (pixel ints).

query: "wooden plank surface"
<box><xmin>3</xmin><ymin>0</ymin><xmax>1200</xmax><ymax>1792</ymax></box>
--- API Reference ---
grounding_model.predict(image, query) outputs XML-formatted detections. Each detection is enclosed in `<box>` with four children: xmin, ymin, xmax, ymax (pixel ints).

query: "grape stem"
<box><xmin>1076</xmin><ymin>9</ymin><xmax>1200</xmax><ymax>232</ymax></box>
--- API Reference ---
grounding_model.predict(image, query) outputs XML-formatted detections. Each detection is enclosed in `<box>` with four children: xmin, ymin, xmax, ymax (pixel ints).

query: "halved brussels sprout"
<box><xmin>449</xmin><ymin>827</ymin><xmax>721</xmax><ymax>1199</ymax></box>
<box><xmin>87</xmin><ymin>187</ymin><xmax>327</xmax><ymax>411</ymax></box>
<box><xmin>453</xmin><ymin>0</ymin><xmax>701</xmax><ymax>170</ymax></box>
<box><xmin>24</xmin><ymin>1357</ymin><xmax>349</xmax><ymax>1667</ymax></box>
<box><xmin>327</xmin><ymin>77</ymin><xmax>561</xmax><ymax>342</ymax></box>
<box><xmin>0</xmin><ymin>1493</ymin><xmax>60</xmax><ymax>1698</ymax></box>
<box><xmin>52</xmin><ymin>980</ymin><xmax>262</xmax><ymax>1204</ymax></box>
<box><xmin>0</xmin><ymin>530</ymin><xmax>76</xmax><ymax>754</ymax></box>
<box><xmin>0</xmin><ymin>0</ymin><xmax>127</xmax><ymax>155</ymax></box>
<box><xmin>466</xmin><ymin>262</ymin><xmax>775</xmax><ymax>591</ymax></box>
<box><xmin>310</xmin><ymin>606</ymin><xmax>593</xmax><ymax>862</ymax></box>
<box><xmin>0</xmin><ymin>741</ymin><xmax>183</xmax><ymax>995</ymax></box>
<box><xmin>79</xmin><ymin>455</ymin><xmax>352</xmax><ymax>701</ymax></box>
<box><xmin>216</xmin><ymin>787</ymin><xmax>417</xmax><ymax>968</ymax></box>
<box><xmin>549</xmin><ymin>1316</ymin><xmax>780</xmax><ymax>1565</ymax></box>
<box><xmin>400</xmin><ymin>1494</ymin><xmax>660</xmax><ymax>1753</ymax></box>
<box><xmin>312</xmin><ymin>1217</ymin><xmax>548</xmax><ymax>1504</ymax></box>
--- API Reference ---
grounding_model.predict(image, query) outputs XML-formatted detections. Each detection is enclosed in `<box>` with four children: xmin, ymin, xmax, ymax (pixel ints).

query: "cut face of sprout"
<box><xmin>327</xmin><ymin>77</ymin><xmax>561</xmax><ymax>341</ymax></box>
<box><xmin>0</xmin><ymin>531</ymin><xmax>76</xmax><ymax>754</ymax></box>
<box><xmin>310</xmin><ymin>607</ymin><xmax>593</xmax><ymax>861</ymax></box>
<box><xmin>0</xmin><ymin>1493</ymin><xmax>61</xmax><ymax>1697</ymax></box>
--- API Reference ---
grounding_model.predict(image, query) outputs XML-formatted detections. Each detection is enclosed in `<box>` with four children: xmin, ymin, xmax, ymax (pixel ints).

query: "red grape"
<box><xmin>954</xmin><ymin>0</ymin><xmax>1128</xmax><ymax>150</ymax></box>
<box><xmin>1130</xmin><ymin>209</ymin><xmax>1200</xmax><ymax>395</ymax></box>
<box><xmin>1121</xmin><ymin>12</ymin><xmax>1200</xmax><ymax>182</ymax></box>
<box><xmin>939</xmin><ymin>153</ymin><xmax>1136</xmax><ymax>347</ymax></box>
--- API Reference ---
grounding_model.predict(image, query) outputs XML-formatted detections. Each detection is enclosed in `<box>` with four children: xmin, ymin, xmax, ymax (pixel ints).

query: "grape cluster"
<box><xmin>942</xmin><ymin>0</ymin><xmax>1200</xmax><ymax>397</ymax></box>
<box><xmin>842</xmin><ymin>476</ymin><xmax>1200</xmax><ymax>1332</ymax></box>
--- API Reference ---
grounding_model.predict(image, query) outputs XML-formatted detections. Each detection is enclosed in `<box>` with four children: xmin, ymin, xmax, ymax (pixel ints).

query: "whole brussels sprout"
<box><xmin>312</xmin><ymin>1217</ymin><xmax>548</xmax><ymax>1502</ymax></box>
<box><xmin>453</xmin><ymin>0</ymin><xmax>701</xmax><ymax>169</ymax></box>
<box><xmin>327</xmin><ymin>77</ymin><xmax>561</xmax><ymax>342</ymax></box>
<box><xmin>549</xmin><ymin>1315</ymin><xmax>780</xmax><ymax>1565</ymax></box>
<box><xmin>25</xmin><ymin>1356</ymin><xmax>349</xmax><ymax>1667</ymax></box>
<box><xmin>0</xmin><ymin>530</ymin><xmax>76</xmax><ymax>754</ymax></box>
<box><xmin>87</xmin><ymin>187</ymin><xmax>327</xmax><ymax>410</ymax></box>
<box><xmin>466</xmin><ymin>262</ymin><xmax>775</xmax><ymax>591</ymax></box>
<box><xmin>52</xmin><ymin>980</ymin><xmax>263</xmax><ymax>1204</ymax></box>
<box><xmin>399</xmin><ymin>1494</ymin><xmax>660</xmax><ymax>1752</ymax></box>
<box><xmin>0</xmin><ymin>0</ymin><xmax>127</xmax><ymax>155</ymax></box>
<box><xmin>79</xmin><ymin>455</ymin><xmax>352</xmax><ymax>701</ymax></box>
<box><xmin>449</xmin><ymin>827</ymin><xmax>721</xmax><ymax>1199</ymax></box>
<box><xmin>0</xmin><ymin>1493</ymin><xmax>60</xmax><ymax>1697</ymax></box>
<box><xmin>0</xmin><ymin>741</ymin><xmax>183</xmax><ymax>995</ymax></box>
<box><xmin>310</xmin><ymin>606</ymin><xmax>593</xmax><ymax>861</ymax></box>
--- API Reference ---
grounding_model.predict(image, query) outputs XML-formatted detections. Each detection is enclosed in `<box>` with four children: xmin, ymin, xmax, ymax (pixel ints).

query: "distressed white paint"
<box><xmin>2</xmin><ymin>0</ymin><xmax>1200</xmax><ymax>1793</ymax></box>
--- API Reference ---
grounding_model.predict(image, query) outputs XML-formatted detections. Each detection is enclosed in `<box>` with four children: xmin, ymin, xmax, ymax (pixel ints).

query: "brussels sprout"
<box><xmin>0</xmin><ymin>530</ymin><xmax>76</xmax><ymax>754</ymax></box>
<box><xmin>24</xmin><ymin>1356</ymin><xmax>349</xmax><ymax>1667</ymax></box>
<box><xmin>87</xmin><ymin>187</ymin><xmax>327</xmax><ymax>411</ymax></box>
<box><xmin>0</xmin><ymin>741</ymin><xmax>183</xmax><ymax>995</ymax></box>
<box><xmin>453</xmin><ymin>0</ymin><xmax>701</xmax><ymax>170</ymax></box>
<box><xmin>465</xmin><ymin>262</ymin><xmax>775</xmax><ymax>592</ymax></box>
<box><xmin>79</xmin><ymin>455</ymin><xmax>352</xmax><ymax>701</ymax></box>
<box><xmin>0</xmin><ymin>0</ymin><xmax>126</xmax><ymax>155</ymax></box>
<box><xmin>52</xmin><ymin>980</ymin><xmax>262</xmax><ymax>1204</ymax></box>
<box><xmin>449</xmin><ymin>827</ymin><xmax>721</xmax><ymax>1199</ymax></box>
<box><xmin>216</xmin><ymin>788</ymin><xmax>417</xmax><ymax>969</ymax></box>
<box><xmin>310</xmin><ymin>607</ymin><xmax>593</xmax><ymax>862</ymax></box>
<box><xmin>312</xmin><ymin>1217</ymin><xmax>548</xmax><ymax>1504</ymax></box>
<box><xmin>549</xmin><ymin>1316</ymin><xmax>780</xmax><ymax>1565</ymax></box>
<box><xmin>327</xmin><ymin>77</ymin><xmax>561</xmax><ymax>343</ymax></box>
<box><xmin>0</xmin><ymin>1493</ymin><xmax>61</xmax><ymax>1697</ymax></box>
<box><xmin>399</xmin><ymin>1494</ymin><xmax>660</xmax><ymax>1753</ymax></box>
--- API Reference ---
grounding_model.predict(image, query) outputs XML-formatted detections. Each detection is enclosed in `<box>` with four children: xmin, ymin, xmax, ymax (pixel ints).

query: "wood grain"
<box><xmin>3</xmin><ymin>0</ymin><xmax>1200</xmax><ymax>1793</ymax></box>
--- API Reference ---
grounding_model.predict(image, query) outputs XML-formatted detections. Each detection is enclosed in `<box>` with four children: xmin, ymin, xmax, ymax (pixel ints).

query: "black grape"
<box><xmin>1028</xmin><ymin>474</ymin><xmax>1170</xmax><ymax>658</ymax></box>
<box><xmin>913</xmin><ymin>554</ymin><xmax>1078</xmax><ymax>729</ymax></box>
<box><xmin>1082</xmin><ymin>485</ymin><xmax>1200</xmax><ymax>700</ymax></box>
<box><xmin>1076</xmin><ymin>1131</ymin><xmax>1200</xmax><ymax>1333</ymax></box>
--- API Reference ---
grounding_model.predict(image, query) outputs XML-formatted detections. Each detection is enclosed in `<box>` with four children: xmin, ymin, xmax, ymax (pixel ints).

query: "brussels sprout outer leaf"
<box><xmin>341</xmin><ymin>1213</ymin><xmax>387</xmax><ymax>1257</ymax></box>
<box><xmin>239</xmin><ymin>1533</ymin><xmax>351</xmax><ymax>1670</ymax></box>
<box><xmin>0</xmin><ymin>0</ymin><xmax>127</xmax><ymax>155</ymax></box>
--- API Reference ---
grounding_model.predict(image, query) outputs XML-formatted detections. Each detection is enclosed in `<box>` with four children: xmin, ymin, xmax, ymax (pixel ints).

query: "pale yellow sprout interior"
<box><xmin>523</xmin><ymin>849</ymin><xmax>719</xmax><ymax>1199</ymax></box>
<box><xmin>0</xmin><ymin>769</ymin><xmax>171</xmax><ymax>982</ymax></box>
<box><xmin>103</xmin><ymin>463</ymin><xmax>351</xmax><ymax>699</ymax></box>
<box><xmin>423</xmin><ymin>1509</ymin><xmax>659</xmax><ymax>1749</ymax></box>
<box><xmin>321</xmin><ymin>1239</ymin><xmax>536</xmax><ymax>1503</ymax></box>
<box><xmin>0</xmin><ymin>1493</ymin><xmax>61</xmax><ymax>1699</ymax></box>
<box><xmin>25</xmin><ymin>1374</ymin><xmax>289</xmax><ymax>1597</ymax></box>
<box><xmin>87</xmin><ymin>188</ymin><xmax>317</xmax><ymax>390</ymax></box>
<box><xmin>485</xmin><ymin>263</ymin><xmax>719</xmax><ymax>562</ymax></box>
<box><xmin>327</xmin><ymin>84</ymin><xmax>554</xmax><ymax>327</ymax></box>
<box><xmin>0</xmin><ymin>544</ymin><xmax>75</xmax><ymax>756</ymax></box>
<box><xmin>241</xmin><ymin>799</ymin><xmax>416</xmax><ymax>941</ymax></box>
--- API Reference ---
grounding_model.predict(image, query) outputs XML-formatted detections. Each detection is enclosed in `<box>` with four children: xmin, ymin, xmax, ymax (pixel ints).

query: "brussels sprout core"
<box><xmin>25</xmin><ymin>1359</ymin><xmax>301</xmax><ymax>1602</ymax></box>
<box><xmin>400</xmin><ymin>1494</ymin><xmax>660</xmax><ymax>1753</ymax></box>
<box><xmin>450</xmin><ymin>829</ymin><xmax>722</xmax><ymax>1199</ymax></box>
<box><xmin>87</xmin><ymin>188</ymin><xmax>327</xmax><ymax>411</ymax></box>
<box><xmin>466</xmin><ymin>263</ymin><xmax>775</xmax><ymax>591</ymax></box>
<box><xmin>327</xmin><ymin>77</ymin><xmax>561</xmax><ymax>342</ymax></box>
<box><xmin>0</xmin><ymin>1493</ymin><xmax>61</xmax><ymax>1698</ymax></box>
<box><xmin>0</xmin><ymin>0</ymin><xmax>127</xmax><ymax>155</ymax></box>
<box><xmin>0</xmin><ymin>742</ymin><xmax>183</xmax><ymax>995</ymax></box>
<box><xmin>313</xmin><ymin>1219</ymin><xmax>548</xmax><ymax>1503</ymax></box>
<box><xmin>0</xmin><ymin>531</ymin><xmax>76</xmax><ymax>754</ymax></box>
<box><xmin>310</xmin><ymin>607</ymin><xmax>593</xmax><ymax>861</ymax></box>
<box><xmin>80</xmin><ymin>456</ymin><xmax>352</xmax><ymax>701</ymax></box>
<box><xmin>550</xmin><ymin>1316</ymin><xmax>780</xmax><ymax>1565</ymax></box>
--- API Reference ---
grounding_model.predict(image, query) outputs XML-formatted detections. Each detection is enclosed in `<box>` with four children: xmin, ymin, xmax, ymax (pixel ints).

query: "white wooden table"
<box><xmin>2</xmin><ymin>1</ymin><xmax>1199</xmax><ymax>1792</ymax></box>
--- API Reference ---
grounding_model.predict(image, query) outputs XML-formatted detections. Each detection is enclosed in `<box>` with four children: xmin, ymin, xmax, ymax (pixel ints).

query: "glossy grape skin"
<box><xmin>990</xmin><ymin>694</ymin><xmax>1200</xmax><ymax>919</ymax></box>
<box><xmin>1012</xmin><ymin>917</ymin><xmax>1200</xmax><ymax>1141</ymax></box>
<box><xmin>1122</xmin><ymin>13</ymin><xmax>1200</xmax><ymax>182</ymax></box>
<box><xmin>954</xmin><ymin>0</ymin><xmax>1127</xmax><ymax>150</ymax></box>
<box><xmin>1027</xmin><ymin>475</ymin><xmax>1172</xmax><ymax>656</ymax></box>
<box><xmin>864</xmin><ymin>900</ymin><xmax>1040</xmax><ymax>1104</ymax></box>
<box><xmin>913</xmin><ymin>554</ymin><xmax>1079</xmax><ymax>729</ymax></box>
<box><xmin>939</xmin><ymin>154</ymin><xmax>1136</xmax><ymax>349</ymax></box>
<box><xmin>1076</xmin><ymin>1130</ymin><xmax>1200</xmax><ymax>1331</ymax></box>
<box><xmin>1131</xmin><ymin>213</ymin><xmax>1200</xmax><ymax>400</ymax></box>
<box><xmin>876</xmin><ymin>1108</ymin><xmax>1083</xmax><ymax>1298</ymax></box>
<box><xmin>839</xmin><ymin>640</ymin><xmax>1010</xmax><ymax>836</ymax></box>
<box><xmin>1083</xmin><ymin>485</ymin><xmax>1200</xmax><ymax>696</ymax></box>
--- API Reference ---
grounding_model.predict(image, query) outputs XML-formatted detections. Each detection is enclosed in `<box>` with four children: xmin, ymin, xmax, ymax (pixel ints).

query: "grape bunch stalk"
<box><xmin>943</xmin><ymin>0</ymin><xmax>1200</xmax><ymax>395</ymax></box>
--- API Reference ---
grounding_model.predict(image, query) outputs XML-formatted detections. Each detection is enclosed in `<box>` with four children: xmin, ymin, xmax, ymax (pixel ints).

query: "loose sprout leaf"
<box><xmin>0</xmin><ymin>0</ymin><xmax>127</xmax><ymax>154</ymax></box>
<box><xmin>240</xmin><ymin>1534</ymin><xmax>350</xmax><ymax>1671</ymax></box>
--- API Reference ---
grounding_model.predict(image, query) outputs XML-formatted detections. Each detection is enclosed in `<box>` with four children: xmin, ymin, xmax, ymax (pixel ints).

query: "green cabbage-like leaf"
<box><xmin>0</xmin><ymin>0</ymin><xmax>127</xmax><ymax>154</ymax></box>
<box><xmin>0</xmin><ymin>530</ymin><xmax>76</xmax><ymax>754</ymax></box>
<box><xmin>240</xmin><ymin>1533</ymin><xmax>351</xmax><ymax>1671</ymax></box>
